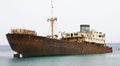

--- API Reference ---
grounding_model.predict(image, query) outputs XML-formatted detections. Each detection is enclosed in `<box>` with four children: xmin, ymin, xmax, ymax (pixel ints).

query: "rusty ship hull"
<box><xmin>6</xmin><ymin>33</ymin><xmax>112</xmax><ymax>57</ymax></box>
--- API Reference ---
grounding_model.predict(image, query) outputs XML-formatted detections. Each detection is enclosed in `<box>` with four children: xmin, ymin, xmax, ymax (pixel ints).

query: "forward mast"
<box><xmin>47</xmin><ymin>0</ymin><xmax>57</xmax><ymax>39</ymax></box>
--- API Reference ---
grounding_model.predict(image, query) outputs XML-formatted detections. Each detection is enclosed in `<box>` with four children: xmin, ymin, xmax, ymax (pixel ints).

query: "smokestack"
<box><xmin>80</xmin><ymin>24</ymin><xmax>90</xmax><ymax>32</ymax></box>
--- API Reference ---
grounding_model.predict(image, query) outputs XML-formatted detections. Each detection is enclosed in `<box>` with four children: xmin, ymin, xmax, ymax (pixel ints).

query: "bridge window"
<box><xmin>71</xmin><ymin>33</ymin><xmax>73</xmax><ymax>37</ymax></box>
<box><xmin>74</xmin><ymin>33</ymin><xmax>78</xmax><ymax>36</ymax></box>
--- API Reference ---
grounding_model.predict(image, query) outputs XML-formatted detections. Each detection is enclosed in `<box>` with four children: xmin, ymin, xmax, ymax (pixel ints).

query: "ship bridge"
<box><xmin>61</xmin><ymin>27</ymin><xmax>106</xmax><ymax>45</ymax></box>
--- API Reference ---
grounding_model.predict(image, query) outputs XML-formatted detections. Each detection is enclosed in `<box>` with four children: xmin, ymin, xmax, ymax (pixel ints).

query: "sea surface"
<box><xmin>0</xmin><ymin>43</ymin><xmax>120</xmax><ymax>66</ymax></box>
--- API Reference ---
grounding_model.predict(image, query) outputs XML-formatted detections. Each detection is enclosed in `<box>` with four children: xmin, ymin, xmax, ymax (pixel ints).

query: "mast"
<box><xmin>47</xmin><ymin>0</ymin><xmax>57</xmax><ymax>39</ymax></box>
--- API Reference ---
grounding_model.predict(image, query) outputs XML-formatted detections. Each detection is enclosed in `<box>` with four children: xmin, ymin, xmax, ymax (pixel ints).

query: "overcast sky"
<box><xmin>0</xmin><ymin>0</ymin><xmax>120</xmax><ymax>45</ymax></box>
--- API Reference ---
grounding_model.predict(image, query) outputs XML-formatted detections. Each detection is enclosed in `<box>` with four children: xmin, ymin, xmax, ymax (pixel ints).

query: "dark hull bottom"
<box><xmin>6</xmin><ymin>34</ymin><xmax>112</xmax><ymax>58</ymax></box>
<box><xmin>22</xmin><ymin>47</ymin><xmax>112</xmax><ymax>58</ymax></box>
<box><xmin>22</xmin><ymin>49</ymin><xmax>112</xmax><ymax>58</ymax></box>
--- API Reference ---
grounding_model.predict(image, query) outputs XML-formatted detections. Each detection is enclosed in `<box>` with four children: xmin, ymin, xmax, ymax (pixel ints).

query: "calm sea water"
<box><xmin>0</xmin><ymin>43</ymin><xmax>120</xmax><ymax>66</ymax></box>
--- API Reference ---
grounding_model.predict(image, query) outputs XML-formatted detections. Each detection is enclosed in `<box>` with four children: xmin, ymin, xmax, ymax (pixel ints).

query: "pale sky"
<box><xmin>0</xmin><ymin>0</ymin><xmax>120</xmax><ymax>45</ymax></box>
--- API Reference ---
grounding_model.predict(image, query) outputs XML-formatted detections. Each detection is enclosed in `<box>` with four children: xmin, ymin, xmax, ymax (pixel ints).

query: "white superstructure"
<box><xmin>61</xmin><ymin>25</ymin><xmax>106</xmax><ymax>45</ymax></box>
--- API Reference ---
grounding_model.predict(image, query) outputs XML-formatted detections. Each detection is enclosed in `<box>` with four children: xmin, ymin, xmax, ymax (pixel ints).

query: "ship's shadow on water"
<box><xmin>8</xmin><ymin>54</ymin><xmax>101</xmax><ymax>66</ymax></box>
<box><xmin>7</xmin><ymin>53</ymin><xmax>120</xmax><ymax>66</ymax></box>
